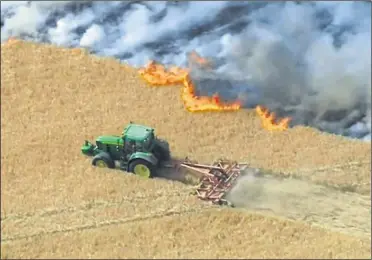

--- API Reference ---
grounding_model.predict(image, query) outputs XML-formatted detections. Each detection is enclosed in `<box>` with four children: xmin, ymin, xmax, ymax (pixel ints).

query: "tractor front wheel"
<box><xmin>92</xmin><ymin>153</ymin><xmax>115</xmax><ymax>169</ymax></box>
<box><xmin>128</xmin><ymin>159</ymin><xmax>155</xmax><ymax>178</ymax></box>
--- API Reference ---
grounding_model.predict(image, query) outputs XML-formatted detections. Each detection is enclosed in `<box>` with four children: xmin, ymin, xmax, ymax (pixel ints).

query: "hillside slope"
<box><xmin>1</xmin><ymin>41</ymin><xmax>371</xmax><ymax>259</ymax></box>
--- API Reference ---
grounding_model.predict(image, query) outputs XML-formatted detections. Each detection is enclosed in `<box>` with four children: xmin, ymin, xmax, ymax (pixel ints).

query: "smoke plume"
<box><xmin>1</xmin><ymin>1</ymin><xmax>371</xmax><ymax>140</ymax></box>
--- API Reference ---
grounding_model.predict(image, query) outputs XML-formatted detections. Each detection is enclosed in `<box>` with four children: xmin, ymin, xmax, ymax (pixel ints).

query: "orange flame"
<box><xmin>2</xmin><ymin>37</ymin><xmax>20</xmax><ymax>47</ymax></box>
<box><xmin>255</xmin><ymin>106</ymin><xmax>291</xmax><ymax>131</ymax></box>
<box><xmin>138</xmin><ymin>53</ymin><xmax>291</xmax><ymax>130</ymax></box>
<box><xmin>138</xmin><ymin>61</ymin><xmax>241</xmax><ymax>112</ymax></box>
<box><xmin>188</xmin><ymin>51</ymin><xmax>212</xmax><ymax>69</ymax></box>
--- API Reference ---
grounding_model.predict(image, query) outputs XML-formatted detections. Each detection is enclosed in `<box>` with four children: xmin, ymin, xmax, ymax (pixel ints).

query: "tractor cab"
<box><xmin>122</xmin><ymin>123</ymin><xmax>155</xmax><ymax>152</ymax></box>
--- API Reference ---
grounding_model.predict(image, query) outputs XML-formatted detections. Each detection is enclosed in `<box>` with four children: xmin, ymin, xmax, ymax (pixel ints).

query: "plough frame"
<box><xmin>164</xmin><ymin>158</ymin><xmax>248</xmax><ymax>206</ymax></box>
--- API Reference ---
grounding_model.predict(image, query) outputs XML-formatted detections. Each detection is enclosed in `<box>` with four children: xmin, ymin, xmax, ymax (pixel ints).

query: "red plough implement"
<box><xmin>167</xmin><ymin>158</ymin><xmax>248</xmax><ymax>206</ymax></box>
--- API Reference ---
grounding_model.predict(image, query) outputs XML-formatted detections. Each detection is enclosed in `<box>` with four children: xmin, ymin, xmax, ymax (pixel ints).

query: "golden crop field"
<box><xmin>1</xmin><ymin>40</ymin><xmax>371</xmax><ymax>259</ymax></box>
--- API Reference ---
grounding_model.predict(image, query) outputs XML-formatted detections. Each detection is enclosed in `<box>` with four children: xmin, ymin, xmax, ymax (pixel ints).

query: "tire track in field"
<box><xmin>1</xmin><ymin>206</ymin><xmax>206</xmax><ymax>243</ymax></box>
<box><xmin>1</xmin><ymin>190</ymin><xmax>213</xmax><ymax>243</ymax></box>
<box><xmin>1</xmin><ymin>189</ymin><xmax>193</xmax><ymax>221</ymax></box>
<box><xmin>2</xmin><ymin>166</ymin><xmax>371</xmax><ymax>243</ymax></box>
<box><xmin>1</xmin><ymin>206</ymin><xmax>209</xmax><ymax>243</ymax></box>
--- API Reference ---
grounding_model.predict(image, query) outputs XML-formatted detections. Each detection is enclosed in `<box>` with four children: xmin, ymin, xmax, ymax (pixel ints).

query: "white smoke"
<box><xmin>1</xmin><ymin>1</ymin><xmax>371</xmax><ymax>140</ymax></box>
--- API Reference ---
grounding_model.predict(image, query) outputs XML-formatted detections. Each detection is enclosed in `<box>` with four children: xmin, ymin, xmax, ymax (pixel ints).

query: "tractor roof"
<box><xmin>123</xmin><ymin>123</ymin><xmax>154</xmax><ymax>141</ymax></box>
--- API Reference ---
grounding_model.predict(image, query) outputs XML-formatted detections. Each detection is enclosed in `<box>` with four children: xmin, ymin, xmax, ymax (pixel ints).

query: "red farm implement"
<box><xmin>164</xmin><ymin>158</ymin><xmax>248</xmax><ymax>206</ymax></box>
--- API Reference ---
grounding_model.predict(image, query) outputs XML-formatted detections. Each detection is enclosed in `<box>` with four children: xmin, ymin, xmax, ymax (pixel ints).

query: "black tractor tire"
<box><xmin>92</xmin><ymin>153</ymin><xmax>115</xmax><ymax>169</ymax></box>
<box><xmin>128</xmin><ymin>159</ymin><xmax>155</xmax><ymax>178</ymax></box>
<box><xmin>154</xmin><ymin>139</ymin><xmax>171</xmax><ymax>162</ymax></box>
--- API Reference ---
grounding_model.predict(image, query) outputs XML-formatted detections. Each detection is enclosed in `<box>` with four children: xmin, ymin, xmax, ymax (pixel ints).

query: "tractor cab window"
<box><xmin>130</xmin><ymin>140</ymin><xmax>136</xmax><ymax>150</ymax></box>
<box><xmin>143</xmin><ymin>133</ymin><xmax>154</xmax><ymax>149</ymax></box>
<box><xmin>136</xmin><ymin>140</ymin><xmax>143</xmax><ymax>150</ymax></box>
<box><xmin>124</xmin><ymin>139</ymin><xmax>135</xmax><ymax>153</ymax></box>
<box><xmin>143</xmin><ymin>137</ymin><xmax>151</xmax><ymax>149</ymax></box>
<box><xmin>148</xmin><ymin>132</ymin><xmax>154</xmax><ymax>143</ymax></box>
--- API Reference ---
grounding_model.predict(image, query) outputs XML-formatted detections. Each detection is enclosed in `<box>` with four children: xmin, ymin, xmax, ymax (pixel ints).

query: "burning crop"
<box><xmin>2</xmin><ymin>37</ymin><xmax>19</xmax><ymax>47</ymax></box>
<box><xmin>5</xmin><ymin>36</ymin><xmax>290</xmax><ymax>131</ymax></box>
<box><xmin>138</xmin><ymin>54</ymin><xmax>291</xmax><ymax>131</ymax></box>
<box><xmin>138</xmin><ymin>60</ymin><xmax>241</xmax><ymax>113</ymax></box>
<box><xmin>255</xmin><ymin>106</ymin><xmax>291</xmax><ymax>131</ymax></box>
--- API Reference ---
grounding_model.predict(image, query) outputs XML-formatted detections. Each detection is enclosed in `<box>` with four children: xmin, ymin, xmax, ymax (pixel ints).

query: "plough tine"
<box><xmin>175</xmin><ymin>158</ymin><xmax>248</xmax><ymax>206</ymax></box>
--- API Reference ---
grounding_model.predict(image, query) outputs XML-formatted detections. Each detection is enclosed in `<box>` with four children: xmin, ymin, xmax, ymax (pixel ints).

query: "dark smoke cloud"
<box><xmin>1</xmin><ymin>1</ymin><xmax>371</xmax><ymax>140</ymax></box>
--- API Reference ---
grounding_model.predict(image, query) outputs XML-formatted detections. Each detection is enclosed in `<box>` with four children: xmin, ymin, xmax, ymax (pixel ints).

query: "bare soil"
<box><xmin>1</xmin><ymin>40</ymin><xmax>371</xmax><ymax>259</ymax></box>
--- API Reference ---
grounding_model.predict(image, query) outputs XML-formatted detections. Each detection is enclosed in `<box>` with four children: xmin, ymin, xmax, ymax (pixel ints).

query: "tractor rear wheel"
<box><xmin>154</xmin><ymin>139</ymin><xmax>171</xmax><ymax>162</ymax></box>
<box><xmin>92</xmin><ymin>153</ymin><xmax>115</xmax><ymax>169</ymax></box>
<box><xmin>128</xmin><ymin>159</ymin><xmax>155</xmax><ymax>178</ymax></box>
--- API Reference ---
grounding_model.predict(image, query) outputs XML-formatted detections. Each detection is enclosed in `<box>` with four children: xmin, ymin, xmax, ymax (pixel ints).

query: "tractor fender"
<box><xmin>94</xmin><ymin>151</ymin><xmax>113</xmax><ymax>162</ymax></box>
<box><xmin>128</xmin><ymin>152</ymin><xmax>158</xmax><ymax>166</ymax></box>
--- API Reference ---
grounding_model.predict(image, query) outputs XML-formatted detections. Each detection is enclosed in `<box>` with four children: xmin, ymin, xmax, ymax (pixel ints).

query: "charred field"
<box><xmin>1</xmin><ymin>41</ymin><xmax>371</xmax><ymax>259</ymax></box>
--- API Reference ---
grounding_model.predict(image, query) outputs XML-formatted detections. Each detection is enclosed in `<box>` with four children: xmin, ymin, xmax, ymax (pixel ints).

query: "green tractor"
<box><xmin>81</xmin><ymin>123</ymin><xmax>171</xmax><ymax>178</ymax></box>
